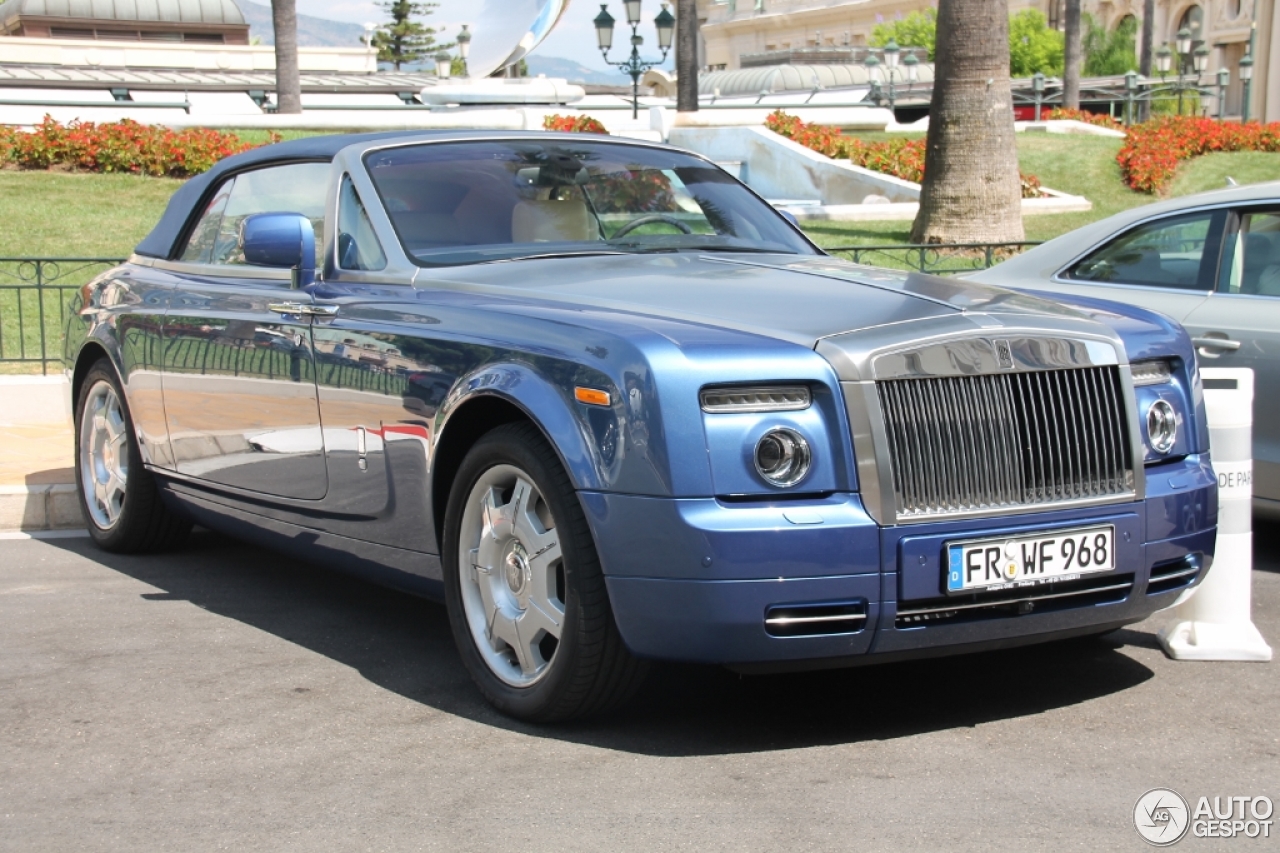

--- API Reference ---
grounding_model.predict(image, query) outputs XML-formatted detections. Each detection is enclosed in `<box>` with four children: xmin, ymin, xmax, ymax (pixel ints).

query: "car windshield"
<box><xmin>363</xmin><ymin>140</ymin><xmax>819</xmax><ymax>266</ymax></box>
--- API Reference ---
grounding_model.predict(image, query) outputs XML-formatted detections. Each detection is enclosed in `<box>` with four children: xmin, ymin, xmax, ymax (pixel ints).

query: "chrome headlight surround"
<box><xmin>753</xmin><ymin>428</ymin><xmax>812</xmax><ymax>487</ymax></box>
<box><xmin>1146</xmin><ymin>399</ymin><xmax>1179</xmax><ymax>454</ymax></box>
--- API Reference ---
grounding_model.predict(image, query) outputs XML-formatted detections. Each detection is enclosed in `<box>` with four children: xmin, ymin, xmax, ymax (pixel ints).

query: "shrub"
<box><xmin>1</xmin><ymin>117</ymin><xmax>276</xmax><ymax>177</ymax></box>
<box><xmin>542</xmin><ymin>114</ymin><xmax>609</xmax><ymax>134</ymax></box>
<box><xmin>1117</xmin><ymin>116</ymin><xmax>1280</xmax><ymax>193</ymax></box>
<box><xmin>766</xmin><ymin>110</ymin><xmax>1044</xmax><ymax>198</ymax></box>
<box><xmin>1045</xmin><ymin>107</ymin><xmax>1122</xmax><ymax>128</ymax></box>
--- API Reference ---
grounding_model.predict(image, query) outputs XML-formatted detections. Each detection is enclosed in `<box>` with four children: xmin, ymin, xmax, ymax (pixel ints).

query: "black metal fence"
<box><xmin>1</xmin><ymin>243</ymin><xmax>1041</xmax><ymax>374</ymax></box>
<box><xmin>823</xmin><ymin>242</ymin><xmax>1041</xmax><ymax>275</ymax></box>
<box><xmin>0</xmin><ymin>258</ymin><xmax>124</xmax><ymax>375</ymax></box>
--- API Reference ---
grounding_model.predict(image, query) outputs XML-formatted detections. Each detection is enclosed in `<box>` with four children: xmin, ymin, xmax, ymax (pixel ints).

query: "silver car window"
<box><xmin>1221</xmin><ymin>210</ymin><xmax>1280</xmax><ymax>297</ymax></box>
<box><xmin>1065</xmin><ymin>212</ymin><xmax>1217</xmax><ymax>291</ymax></box>
<box><xmin>336</xmin><ymin>175</ymin><xmax>388</xmax><ymax>272</ymax></box>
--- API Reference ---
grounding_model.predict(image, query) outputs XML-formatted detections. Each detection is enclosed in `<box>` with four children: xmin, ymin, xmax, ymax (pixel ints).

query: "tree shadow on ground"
<box><xmin>50</xmin><ymin>530</ymin><xmax>1158</xmax><ymax>757</ymax></box>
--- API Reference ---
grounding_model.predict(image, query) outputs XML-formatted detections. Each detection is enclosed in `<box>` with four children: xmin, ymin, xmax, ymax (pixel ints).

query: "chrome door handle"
<box><xmin>269</xmin><ymin>302</ymin><xmax>339</xmax><ymax>317</ymax></box>
<box><xmin>1191</xmin><ymin>336</ymin><xmax>1241</xmax><ymax>351</ymax></box>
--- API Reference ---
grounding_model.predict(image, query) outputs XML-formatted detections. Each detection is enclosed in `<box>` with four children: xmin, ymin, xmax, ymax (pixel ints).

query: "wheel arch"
<box><xmin>71</xmin><ymin>341</ymin><xmax>115</xmax><ymax>407</ymax></box>
<box><xmin>429</xmin><ymin>366</ymin><xmax>603</xmax><ymax>554</ymax></box>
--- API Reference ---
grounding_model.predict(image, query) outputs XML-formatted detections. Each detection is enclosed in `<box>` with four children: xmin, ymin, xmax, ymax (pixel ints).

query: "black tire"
<box><xmin>442</xmin><ymin>422</ymin><xmax>647</xmax><ymax>722</ymax></box>
<box><xmin>74</xmin><ymin>358</ymin><xmax>192</xmax><ymax>553</ymax></box>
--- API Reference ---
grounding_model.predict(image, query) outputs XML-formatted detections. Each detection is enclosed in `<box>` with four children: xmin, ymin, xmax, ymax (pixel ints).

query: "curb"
<box><xmin>0</xmin><ymin>483</ymin><xmax>84</xmax><ymax>532</ymax></box>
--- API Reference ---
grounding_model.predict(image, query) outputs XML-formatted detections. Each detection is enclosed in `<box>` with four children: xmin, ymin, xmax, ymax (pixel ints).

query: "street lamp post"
<box><xmin>594</xmin><ymin>2</ymin><xmax>676</xmax><ymax>119</ymax></box>
<box><xmin>1032</xmin><ymin>71</ymin><xmax>1045</xmax><ymax>122</ymax></box>
<box><xmin>1192</xmin><ymin>43</ymin><xmax>1209</xmax><ymax>116</ymax></box>
<box><xmin>1239</xmin><ymin>51</ymin><xmax>1254</xmax><ymax>122</ymax></box>
<box><xmin>1175</xmin><ymin>27</ymin><xmax>1192</xmax><ymax>115</ymax></box>
<box><xmin>456</xmin><ymin>24</ymin><xmax>471</xmax><ymax>78</ymax></box>
<box><xmin>435</xmin><ymin>49</ymin><xmax>453</xmax><ymax>79</ymax></box>
<box><xmin>1216</xmin><ymin>66</ymin><xmax>1230</xmax><ymax>120</ymax></box>
<box><xmin>1123</xmin><ymin>70</ymin><xmax>1140</xmax><ymax>126</ymax></box>
<box><xmin>865</xmin><ymin>40</ymin><xmax>916</xmax><ymax>112</ymax></box>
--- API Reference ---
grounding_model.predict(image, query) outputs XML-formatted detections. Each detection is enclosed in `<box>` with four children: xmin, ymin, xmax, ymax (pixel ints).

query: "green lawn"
<box><xmin>803</xmin><ymin>134</ymin><xmax>1280</xmax><ymax>249</ymax></box>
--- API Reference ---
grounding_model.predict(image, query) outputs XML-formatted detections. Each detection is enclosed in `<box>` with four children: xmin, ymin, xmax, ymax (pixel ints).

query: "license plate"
<box><xmin>945</xmin><ymin>525</ymin><xmax>1115</xmax><ymax>594</ymax></box>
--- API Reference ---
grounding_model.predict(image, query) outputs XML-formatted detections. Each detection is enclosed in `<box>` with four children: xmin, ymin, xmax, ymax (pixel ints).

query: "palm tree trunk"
<box><xmin>272</xmin><ymin>0</ymin><xmax>302</xmax><ymax>115</ymax></box>
<box><xmin>676</xmin><ymin>0</ymin><xmax>699</xmax><ymax>112</ymax></box>
<box><xmin>909</xmin><ymin>0</ymin><xmax>1024</xmax><ymax>244</ymax></box>
<box><xmin>1063</xmin><ymin>0</ymin><xmax>1082</xmax><ymax>109</ymax></box>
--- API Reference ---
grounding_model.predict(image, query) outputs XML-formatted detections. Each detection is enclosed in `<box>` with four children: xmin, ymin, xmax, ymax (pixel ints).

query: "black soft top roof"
<box><xmin>133</xmin><ymin>131</ymin><xmax>430</xmax><ymax>259</ymax></box>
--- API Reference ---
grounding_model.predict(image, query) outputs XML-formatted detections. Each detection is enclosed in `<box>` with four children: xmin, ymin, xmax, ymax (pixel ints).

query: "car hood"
<box><xmin>419</xmin><ymin>252</ymin><xmax>1086</xmax><ymax>348</ymax></box>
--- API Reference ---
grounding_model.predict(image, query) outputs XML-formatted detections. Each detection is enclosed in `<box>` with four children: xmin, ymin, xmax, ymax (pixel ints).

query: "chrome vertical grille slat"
<box><xmin>876</xmin><ymin>366</ymin><xmax>1134</xmax><ymax>519</ymax></box>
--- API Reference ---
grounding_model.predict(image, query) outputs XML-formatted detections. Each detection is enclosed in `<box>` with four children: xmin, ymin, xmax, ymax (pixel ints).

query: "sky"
<box><xmin>293</xmin><ymin>0</ymin><xmax>636</xmax><ymax>72</ymax></box>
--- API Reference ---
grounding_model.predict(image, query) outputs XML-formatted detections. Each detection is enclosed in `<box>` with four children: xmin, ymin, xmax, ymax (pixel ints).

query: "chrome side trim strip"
<box><xmin>896</xmin><ymin>580</ymin><xmax>1134</xmax><ymax>617</ymax></box>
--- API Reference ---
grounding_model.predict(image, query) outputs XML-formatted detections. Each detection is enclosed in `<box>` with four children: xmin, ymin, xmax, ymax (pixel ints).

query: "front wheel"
<box><xmin>75</xmin><ymin>359</ymin><xmax>191</xmax><ymax>553</ymax></box>
<box><xmin>442</xmin><ymin>423</ymin><xmax>646</xmax><ymax>721</ymax></box>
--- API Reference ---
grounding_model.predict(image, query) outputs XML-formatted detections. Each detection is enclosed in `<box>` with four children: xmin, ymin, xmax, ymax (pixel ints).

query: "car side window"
<box><xmin>1219</xmin><ymin>210</ymin><xmax>1280</xmax><ymax>297</ymax></box>
<box><xmin>1065</xmin><ymin>211</ymin><xmax>1220</xmax><ymax>290</ymax></box>
<box><xmin>336</xmin><ymin>176</ymin><xmax>387</xmax><ymax>271</ymax></box>
<box><xmin>178</xmin><ymin>162</ymin><xmax>330</xmax><ymax>268</ymax></box>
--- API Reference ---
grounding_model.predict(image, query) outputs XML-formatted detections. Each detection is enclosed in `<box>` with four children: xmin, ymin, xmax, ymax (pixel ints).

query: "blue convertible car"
<box><xmin>67</xmin><ymin>132</ymin><xmax>1217</xmax><ymax>720</ymax></box>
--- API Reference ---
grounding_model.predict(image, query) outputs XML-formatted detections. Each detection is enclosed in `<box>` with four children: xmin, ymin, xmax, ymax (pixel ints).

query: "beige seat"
<box><xmin>511</xmin><ymin>199</ymin><xmax>597</xmax><ymax>243</ymax></box>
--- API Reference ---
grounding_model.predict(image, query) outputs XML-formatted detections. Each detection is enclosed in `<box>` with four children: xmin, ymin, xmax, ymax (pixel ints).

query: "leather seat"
<box><xmin>511</xmin><ymin>199</ymin><xmax>597</xmax><ymax>243</ymax></box>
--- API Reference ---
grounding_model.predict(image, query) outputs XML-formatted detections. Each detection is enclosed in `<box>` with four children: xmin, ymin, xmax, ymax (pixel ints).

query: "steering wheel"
<box><xmin>611</xmin><ymin>214</ymin><xmax>694</xmax><ymax>238</ymax></box>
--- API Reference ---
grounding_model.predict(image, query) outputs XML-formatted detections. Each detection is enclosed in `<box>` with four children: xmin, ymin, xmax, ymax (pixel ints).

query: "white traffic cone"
<box><xmin>1158</xmin><ymin>367</ymin><xmax>1272</xmax><ymax>661</ymax></box>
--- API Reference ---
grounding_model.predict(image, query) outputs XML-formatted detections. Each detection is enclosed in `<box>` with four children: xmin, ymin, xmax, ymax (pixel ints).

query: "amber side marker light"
<box><xmin>575</xmin><ymin>387</ymin><xmax>612</xmax><ymax>406</ymax></box>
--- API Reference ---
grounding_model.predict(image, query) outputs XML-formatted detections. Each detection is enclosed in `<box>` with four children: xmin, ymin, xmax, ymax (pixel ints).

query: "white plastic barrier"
<box><xmin>1158</xmin><ymin>368</ymin><xmax>1272</xmax><ymax>661</ymax></box>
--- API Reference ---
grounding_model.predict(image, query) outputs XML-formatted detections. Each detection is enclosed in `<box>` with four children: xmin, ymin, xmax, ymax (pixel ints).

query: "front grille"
<box><xmin>877</xmin><ymin>366</ymin><xmax>1134</xmax><ymax>520</ymax></box>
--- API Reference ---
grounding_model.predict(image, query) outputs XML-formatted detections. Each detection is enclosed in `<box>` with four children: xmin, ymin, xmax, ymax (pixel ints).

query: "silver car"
<box><xmin>972</xmin><ymin>181</ymin><xmax>1280</xmax><ymax>517</ymax></box>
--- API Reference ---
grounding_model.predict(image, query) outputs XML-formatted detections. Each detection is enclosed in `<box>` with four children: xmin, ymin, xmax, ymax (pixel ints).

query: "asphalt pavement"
<box><xmin>1</xmin><ymin>526</ymin><xmax>1277</xmax><ymax>852</ymax></box>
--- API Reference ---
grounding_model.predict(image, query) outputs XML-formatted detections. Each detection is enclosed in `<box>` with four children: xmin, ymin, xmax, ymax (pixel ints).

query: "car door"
<box><xmin>1182</xmin><ymin>205</ymin><xmax>1280</xmax><ymax>504</ymax></box>
<box><xmin>160</xmin><ymin>162</ymin><xmax>331</xmax><ymax>501</ymax></box>
<box><xmin>1053</xmin><ymin>208</ymin><xmax>1228</xmax><ymax>325</ymax></box>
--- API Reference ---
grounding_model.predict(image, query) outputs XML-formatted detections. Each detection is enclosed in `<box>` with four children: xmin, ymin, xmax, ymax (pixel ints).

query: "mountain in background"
<box><xmin>524</xmin><ymin>56</ymin><xmax>627</xmax><ymax>86</ymax></box>
<box><xmin>238</xmin><ymin>0</ymin><xmax>366</xmax><ymax>48</ymax></box>
<box><xmin>235</xmin><ymin>1</ymin><xmax>621</xmax><ymax>84</ymax></box>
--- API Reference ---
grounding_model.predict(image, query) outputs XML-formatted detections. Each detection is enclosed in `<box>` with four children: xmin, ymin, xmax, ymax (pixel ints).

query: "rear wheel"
<box><xmin>442</xmin><ymin>422</ymin><xmax>646</xmax><ymax>721</ymax></box>
<box><xmin>75</xmin><ymin>359</ymin><xmax>191</xmax><ymax>553</ymax></box>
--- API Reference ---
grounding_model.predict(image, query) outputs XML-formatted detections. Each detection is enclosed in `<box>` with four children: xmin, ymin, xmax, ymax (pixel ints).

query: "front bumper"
<box><xmin>580</xmin><ymin>454</ymin><xmax>1217</xmax><ymax>667</ymax></box>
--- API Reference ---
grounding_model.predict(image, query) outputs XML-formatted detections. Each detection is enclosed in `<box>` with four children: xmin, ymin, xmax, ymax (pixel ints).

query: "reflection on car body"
<box><xmin>66</xmin><ymin>131</ymin><xmax>1218</xmax><ymax>721</ymax></box>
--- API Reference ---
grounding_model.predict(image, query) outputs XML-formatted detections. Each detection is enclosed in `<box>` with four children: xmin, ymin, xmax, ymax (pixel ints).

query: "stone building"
<box><xmin>0</xmin><ymin>0</ymin><xmax>250</xmax><ymax>44</ymax></box>
<box><xmin>701</xmin><ymin>1</ymin><xmax>1278</xmax><ymax>121</ymax></box>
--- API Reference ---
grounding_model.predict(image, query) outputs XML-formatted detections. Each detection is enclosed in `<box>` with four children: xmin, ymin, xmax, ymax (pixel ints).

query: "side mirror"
<box><xmin>779</xmin><ymin>209</ymin><xmax>800</xmax><ymax>228</ymax></box>
<box><xmin>240</xmin><ymin>212</ymin><xmax>316</xmax><ymax>289</ymax></box>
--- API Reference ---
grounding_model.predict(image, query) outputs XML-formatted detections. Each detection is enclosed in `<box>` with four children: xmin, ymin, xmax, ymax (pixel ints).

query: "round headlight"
<box><xmin>754</xmin><ymin>428</ymin><xmax>811</xmax><ymax>487</ymax></box>
<box><xmin>1147</xmin><ymin>399</ymin><xmax>1178</xmax><ymax>454</ymax></box>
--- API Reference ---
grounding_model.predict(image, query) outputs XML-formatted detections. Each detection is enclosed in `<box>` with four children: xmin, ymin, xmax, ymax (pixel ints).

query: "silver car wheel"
<box><xmin>79</xmin><ymin>379</ymin><xmax>129</xmax><ymax>530</ymax></box>
<box><xmin>457</xmin><ymin>463</ymin><xmax>566</xmax><ymax>688</ymax></box>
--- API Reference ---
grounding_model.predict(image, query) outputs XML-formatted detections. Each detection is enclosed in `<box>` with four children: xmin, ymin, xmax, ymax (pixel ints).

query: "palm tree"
<box><xmin>1063</xmin><ymin>0</ymin><xmax>1081</xmax><ymax>109</ymax></box>
<box><xmin>910</xmin><ymin>0</ymin><xmax>1024</xmax><ymax>244</ymax></box>
<box><xmin>676</xmin><ymin>0</ymin><xmax>699</xmax><ymax>113</ymax></box>
<box><xmin>272</xmin><ymin>0</ymin><xmax>302</xmax><ymax>114</ymax></box>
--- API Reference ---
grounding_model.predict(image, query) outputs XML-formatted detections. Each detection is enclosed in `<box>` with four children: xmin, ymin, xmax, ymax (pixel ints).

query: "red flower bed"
<box><xmin>542</xmin><ymin>114</ymin><xmax>609</xmax><ymax>134</ymax></box>
<box><xmin>766</xmin><ymin>110</ymin><xmax>1044</xmax><ymax>198</ymax></box>
<box><xmin>1117</xmin><ymin>116</ymin><xmax>1280</xmax><ymax>193</ymax></box>
<box><xmin>1</xmin><ymin>116</ymin><xmax>277</xmax><ymax>177</ymax></box>
<box><xmin>1045</xmin><ymin>108</ymin><xmax>1122</xmax><ymax>128</ymax></box>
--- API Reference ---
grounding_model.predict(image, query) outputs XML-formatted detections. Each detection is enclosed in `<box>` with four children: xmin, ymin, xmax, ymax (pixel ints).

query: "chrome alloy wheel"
<box><xmin>457</xmin><ymin>464</ymin><xmax>566</xmax><ymax>687</ymax></box>
<box><xmin>79</xmin><ymin>380</ymin><xmax>129</xmax><ymax>530</ymax></box>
